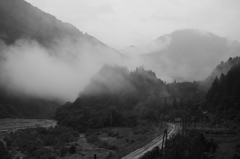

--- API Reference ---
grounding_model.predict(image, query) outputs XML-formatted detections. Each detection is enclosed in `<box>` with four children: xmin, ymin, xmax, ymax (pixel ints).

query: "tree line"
<box><xmin>56</xmin><ymin>65</ymin><xmax>201</xmax><ymax>132</ymax></box>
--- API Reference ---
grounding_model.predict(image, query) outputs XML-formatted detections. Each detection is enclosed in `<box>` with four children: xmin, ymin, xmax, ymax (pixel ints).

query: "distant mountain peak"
<box><xmin>120</xmin><ymin>29</ymin><xmax>240</xmax><ymax>82</ymax></box>
<box><xmin>171</xmin><ymin>29</ymin><xmax>212</xmax><ymax>36</ymax></box>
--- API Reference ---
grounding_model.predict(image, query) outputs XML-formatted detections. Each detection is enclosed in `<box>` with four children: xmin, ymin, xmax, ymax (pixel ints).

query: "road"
<box><xmin>122</xmin><ymin>123</ymin><xmax>179</xmax><ymax>159</ymax></box>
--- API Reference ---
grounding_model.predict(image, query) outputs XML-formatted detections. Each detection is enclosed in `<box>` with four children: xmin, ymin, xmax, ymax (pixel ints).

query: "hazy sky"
<box><xmin>25</xmin><ymin>0</ymin><xmax>240</xmax><ymax>49</ymax></box>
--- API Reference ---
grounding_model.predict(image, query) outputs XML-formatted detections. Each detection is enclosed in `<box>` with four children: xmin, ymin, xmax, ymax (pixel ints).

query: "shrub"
<box><xmin>69</xmin><ymin>144</ymin><xmax>76</xmax><ymax>154</ymax></box>
<box><xmin>60</xmin><ymin>147</ymin><xmax>68</xmax><ymax>157</ymax></box>
<box><xmin>112</xmin><ymin>133</ymin><xmax>119</xmax><ymax>137</ymax></box>
<box><xmin>0</xmin><ymin>141</ymin><xmax>11</xmax><ymax>159</ymax></box>
<box><xmin>106</xmin><ymin>152</ymin><xmax>114</xmax><ymax>159</ymax></box>
<box><xmin>3</xmin><ymin>125</ymin><xmax>79</xmax><ymax>158</ymax></box>
<box><xmin>108</xmin><ymin>132</ymin><xmax>114</xmax><ymax>136</ymax></box>
<box><xmin>236</xmin><ymin>143</ymin><xmax>240</xmax><ymax>148</ymax></box>
<box><xmin>86</xmin><ymin>133</ymin><xmax>100</xmax><ymax>144</ymax></box>
<box><xmin>99</xmin><ymin>141</ymin><xmax>118</xmax><ymax>150</ymax></box>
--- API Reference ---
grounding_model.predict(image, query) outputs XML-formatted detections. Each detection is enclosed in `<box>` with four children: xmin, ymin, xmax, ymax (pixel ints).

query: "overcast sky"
<box><xmin>25</xmin><ymin>0</ymin><xmax>240</xmax><ymax>49</ymax></box>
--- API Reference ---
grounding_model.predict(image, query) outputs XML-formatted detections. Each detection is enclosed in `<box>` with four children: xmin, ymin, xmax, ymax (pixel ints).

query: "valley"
<box><xmin>0</xmin><ymin>120</ymin><xmax>171</xmax><ymax>159</ymax></box>
<box><xmin>0</xmin><ymin>0</ymin><xmax>240</xmax><ymax>158</ymax></box>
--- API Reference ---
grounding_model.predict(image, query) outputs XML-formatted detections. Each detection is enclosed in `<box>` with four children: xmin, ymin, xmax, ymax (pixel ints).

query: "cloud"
<box><xmin>25</xmin><ymin>0</ymin><xmax>240</xmax><ymax>49</ymax></box>
<box><xmin>1</xmin><ymin>0</ymin><xmax>239</xmax><ymax>102</ymax></box>
<box><xmin>120</xmin><ymin>29</ymin><xmax>240</xmax><ymax>82</ymax></box>
<box><xmin>0</xmin><ymin>38</ymin><xmax>131</xmax><ymax>102</ymax></box>
<box><xmin>121</xmin><ymin>34</ymin><xmax>172</xmax><ymax>56</ymax></box>
<box><xmin>95</xmin><ymin>3</ymin><xmax>114</xmax><ymax>15</ymax></box>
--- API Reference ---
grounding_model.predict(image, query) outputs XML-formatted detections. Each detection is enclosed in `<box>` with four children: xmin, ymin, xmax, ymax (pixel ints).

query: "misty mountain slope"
<box><xmin>121</xmin><ymin>29</ymin><xmax>240</xmax><ymax>82</ymax></box>
<box><xmin>1</xmin><ymin>0</ymin><xmax>82</xmax><ymax>44</ymax></box>
<box><xmin>206</xmin><ymin>62</ymin><xmax>240</xmax><ymax>123</ymax></box>
<box><xmin>0</xmin><ymin>0</ymin><xmax>122</xmax><ymax>57</ymax></box>
<box><xmin>56</xmin><ymin>65</ymin><xmax>170</xmax><ymax>131</ymax></box>
<box><xmin>200</xmin><ymin>56</ymin><xmax>240</xmax><ymax>90</ymax></box>
<box><xmin>55</xmin><ymin>65</ymin><xmax>204</xmax><ymax>131</ymax></box>
<box><xmin>0</xmin><ymin>0</ymin><xmax>79</xmax><ymax>46</ymax></box>
<box><xmin>0</xmin><ymin>0</ymin><xmax>126</xmax><ymax>119</ymax></box>
<box><xmin>0</xmin><ymin>86</ymin><xmax>60</xmax><ymax>119</ymax></box>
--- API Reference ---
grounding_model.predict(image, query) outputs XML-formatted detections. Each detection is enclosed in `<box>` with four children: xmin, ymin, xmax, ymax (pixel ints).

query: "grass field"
<box><xmin>204</xmin><ymin>128</ymin><xmax>240</xmax><ymax>158</ymax></box>
<box><xmin>85</xmin><ymin>122</ymin><xmax>167</xmax><ymax>159</ymax></box>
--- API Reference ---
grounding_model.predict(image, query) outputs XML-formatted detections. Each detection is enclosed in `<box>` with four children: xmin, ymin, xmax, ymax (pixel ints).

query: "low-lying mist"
<box><xmin>1</xmin><ymin>29</ymin><xmax>239</xmax><ymax>102</ymax></box>
<box><xmin>0</xmin><ymin>38</ymin><xmax>143</xmax><ymax>102</ymax></box>
<box><xmin>122</xmin><ymin>30</ymin><xmax>240</xmax><ymax>82</ymax></box>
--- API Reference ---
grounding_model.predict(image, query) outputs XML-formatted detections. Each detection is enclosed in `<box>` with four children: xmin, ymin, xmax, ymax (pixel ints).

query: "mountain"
<box><xmin>0</xmin><ymin>0</ymin><xmax>109</xmax><ymax>48</ymax></box>
<box><xmin>0</xmin><ymin>0</ymin><xmax>123</xmax><ymax>118</ymax></box>
<box><xmin>206</xmin><ymin>62</ymin><xmax>240</xmax><ymax>124</ymax></box>
<box><xmin>120</xmin><ymin>34</ymin><xmax>172</xmax><ymax>56</ymax></box>
<box><xmin>55</xmin><ymin>65</ymin><xmax>204</xmax><ymax>131</ymax></box>
<box><xmin>55</xmin><ymin>65</ymin><xmax>169</xmax><ymax>131</ymax></box>
<box><xmin>0</xmin><ymin>0</ymin><xmax>80</xmax><ymax>46</ymax></box>
<box><xmin>121</xmin><ymin>29</ymin><xmax>240</xmax><ymax>82</ymax></box>
<box><xmin>0</xmin><ymin>86</ymin><xmax>60</xmax><ymax>118</ymax></box>
<box><xmin>0</xmin><ymin>0</ymin><xmax>123</xmax><ymax>60</ymax></box>
<box><xmin>200</xmin><ymin>56</ymin><xmax>240</xmax><ymax>90</ymax></box>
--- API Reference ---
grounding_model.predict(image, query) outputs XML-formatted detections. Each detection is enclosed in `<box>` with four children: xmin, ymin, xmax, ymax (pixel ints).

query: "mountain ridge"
<box><xmin>0</xmin><ymin>0</ymin><xmax>122</xmax><ymax>55</ymax></box>
<box><xmin>121</xmin><ymin>29</ymin><xmax>240</xmax><ymax>82</ymax></box>
<box><xmin>0</xmin><ymin>0</ymin><xmax>123</xmax><ymax>118</ymax></box>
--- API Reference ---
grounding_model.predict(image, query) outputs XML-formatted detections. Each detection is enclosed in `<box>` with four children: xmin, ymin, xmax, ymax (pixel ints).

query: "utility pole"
<box><xmin>160</xmin><ymin>131</ymin><xmax>165</xmax><ymax>157</ymax></box>
<box><xmin>160</xmin><ymin>129</ymin><xmax>168</xmax><ymax>157</ymax></box>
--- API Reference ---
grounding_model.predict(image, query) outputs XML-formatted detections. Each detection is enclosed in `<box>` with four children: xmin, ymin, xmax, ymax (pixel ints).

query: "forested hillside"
<box><xmin>0</xmin><ymin>87</ymin><xmax>59</xmax><ymax>118</ymax></box>
<box><xmin>0</xmin><ymin>0</ymin><xmax>122</xmax><ymax>119</ymax></box>
<box><xmin>206</xmin><ymin>63</ymin><xmax>240</xmax><ymax>123</ymax></box>
<box><xmin>56</xmin><ymin>66</ymin><xmax>166</xmax><ymax>131</ymax></box>
<box><xmin>201</xmin><ymin>56</ymin><xmax>240</xmax><ymax>90</ymax></box>
<box><xmin>56</xmin><ymin>65</ymin><xmax>203</xmax><ymax>132</ymax></box>
<box><xmin>0</xmin><ymin>0</ymin><xmax>108</xmax><ymax>48</ymax></box>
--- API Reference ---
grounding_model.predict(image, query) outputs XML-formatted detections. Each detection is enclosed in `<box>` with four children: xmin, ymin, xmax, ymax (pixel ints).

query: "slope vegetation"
<box><xmin>56</xmin><ymin>65</ymin><xmax>168</xmax><ymax>131</ymax></box>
